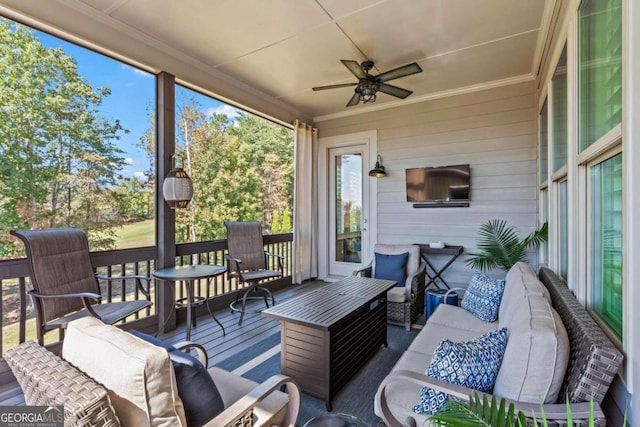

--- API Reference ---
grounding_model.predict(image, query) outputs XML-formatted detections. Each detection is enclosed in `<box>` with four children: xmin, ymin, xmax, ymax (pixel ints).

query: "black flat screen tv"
<box><xmin>406</xmin><ymin>164</ymin><xmax>470</xmax><ymax>203</ymax></box>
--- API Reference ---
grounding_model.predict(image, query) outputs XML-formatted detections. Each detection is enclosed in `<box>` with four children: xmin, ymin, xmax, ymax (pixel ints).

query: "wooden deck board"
<box><xmin>0</xmin><ymin>280</ymin><xmax>325</xmax><ymax>405</ymax></box>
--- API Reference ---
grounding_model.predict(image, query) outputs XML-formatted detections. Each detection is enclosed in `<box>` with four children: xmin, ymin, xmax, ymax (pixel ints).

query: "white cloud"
<box><xmin>206</xmin><ymin>104</ymin><xmax>241</xmax><ymax>120</ymax></box>
<box><xmin>121</xmin><ymin>64</ymin><xmax>152</xmax><ymax>77</ymax></box>
<box><xmin>133</xmin><ymin>171</ymin><xmax>147</xmax><ymax>180</ymax></box>
<box><xmin>124</xmin><ymin>157</ymin><xmax>134</xmax><ymax>165</ymax></box>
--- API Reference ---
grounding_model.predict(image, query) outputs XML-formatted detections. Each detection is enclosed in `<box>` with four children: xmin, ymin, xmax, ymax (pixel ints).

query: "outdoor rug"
<box><xmin>214</xmin><ymin>324</ymin><xmax>419</xmax><ymax>425</ymax></box>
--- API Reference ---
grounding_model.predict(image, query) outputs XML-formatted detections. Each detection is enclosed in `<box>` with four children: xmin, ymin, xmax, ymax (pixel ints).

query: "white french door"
<box><xmin>328</xmin><ymin>146</ymin><xmax>369</xmax><ymax>276</ymax></box>
<box><xmin>318</xmin><ymin>130</ymin><xmax>377</xmax><ymax>280</ymax></box>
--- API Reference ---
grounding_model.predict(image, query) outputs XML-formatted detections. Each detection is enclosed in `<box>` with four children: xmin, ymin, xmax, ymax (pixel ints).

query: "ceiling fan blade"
<box><xmin>378</xmin><ymin>83</ymin><xmax>413</xmax><ymax>99</ymax></box>
<box><xmin>341</xmin><ymin>60</ymin><xmax>367</xmax><ymax>79</ymax></box>
<box><xmin>312</xmin><ymin>82</ymin><xmax>358</xmax><ymax>91</ymax></box>
<box><xmin>376</xmin><ymin>62</ymin><xmax>422</xmax><ymax>82</ymax></box>
<box><xmin>346</xmin><ymin>92</ymin><xmax>361</xmax><ymax>107</ymax></box>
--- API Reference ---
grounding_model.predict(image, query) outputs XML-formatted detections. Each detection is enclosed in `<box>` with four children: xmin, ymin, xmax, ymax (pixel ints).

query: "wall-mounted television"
<box><xmin>406</xmin><ymin>164</ymin><xmax>470</xmax><ymax>206</ymax></box>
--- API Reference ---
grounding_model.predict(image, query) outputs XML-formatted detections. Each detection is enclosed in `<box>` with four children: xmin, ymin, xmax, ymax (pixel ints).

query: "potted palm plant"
<box><xmin>465</xmin><ymin>220</ymin><xmax>548</xmax><ymax>272</ymax></box>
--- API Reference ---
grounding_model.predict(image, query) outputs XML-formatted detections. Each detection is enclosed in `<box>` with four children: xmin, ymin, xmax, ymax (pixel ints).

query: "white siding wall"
<box><xmin>316</xmin><ymin>81</ymin><xmax>539</xmax><ymax>287</ymax></box>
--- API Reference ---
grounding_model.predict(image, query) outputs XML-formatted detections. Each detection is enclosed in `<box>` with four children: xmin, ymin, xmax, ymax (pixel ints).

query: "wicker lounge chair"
<box><xmin>11</xmin><ymin>228</ymin><xmax>152</xmax><ymax>344</ymax></box>
<box><xmin>5</xmin><ymin>317</ymin><xmax>301</xmax><ymax>427</ymax></box>
<box><xmin>224</xmin><ymin>221</ymin><xmax>284</xmax><ymax>326</ymax></box>
<box><xmin>353</xmin><ymin>244</ymin><xmax>426</xmax><ymax>330</ymax></box>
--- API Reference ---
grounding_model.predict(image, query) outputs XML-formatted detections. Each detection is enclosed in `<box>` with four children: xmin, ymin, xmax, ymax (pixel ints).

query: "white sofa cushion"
<box><xmin>499</xmin><ymin>262</ymin><xmax>551</xmax><ymax>328</ymax></box>
<box><xmin>493</xmin><ymin>295</ymin><xmax>570</xmax><ymax>404</ymax></box>
<box><xmin>63</xmin><ymin>317</ymin><xmax>187</xmax><ymax>427</ymax></box>
<box><xmin>391</xmin><ymin>350</ymin><xmax>435</xmax><ymax>374</ymax></box>
<box><xmin>409</xmin><ymin>321</ymin><xmax>497</xmax><ymax>356</ymax></box>
<box><xmin>427</xmin><ymin>304</ymin><xmax>498</xmax><ymax>335</ymax></box>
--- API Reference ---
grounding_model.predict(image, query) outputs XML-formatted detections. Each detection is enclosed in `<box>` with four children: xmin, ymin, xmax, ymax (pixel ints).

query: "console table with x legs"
<box><xmin>416</xmin><ymin>244</ymin><xmax>464</xmax><ymax>290</ymax></box>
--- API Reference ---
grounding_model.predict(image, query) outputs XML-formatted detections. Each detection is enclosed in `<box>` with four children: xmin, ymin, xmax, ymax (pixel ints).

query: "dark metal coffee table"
<box><xmin>262</xmin><ymin>276</ymin><xmax>397</xmax><ymax>411</ymax></box>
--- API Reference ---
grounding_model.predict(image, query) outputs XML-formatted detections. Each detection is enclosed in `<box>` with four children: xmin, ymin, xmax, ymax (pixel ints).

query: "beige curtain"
<box><xmin>292</xmin><ymin>121</ymin><xmax>318</xmax><ymax>284</ymax></box>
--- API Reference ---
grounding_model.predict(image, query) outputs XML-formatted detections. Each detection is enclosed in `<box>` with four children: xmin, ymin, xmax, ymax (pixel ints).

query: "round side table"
<box><xmin>153</xmin><ymin>264</ymin><xmax>226</xmax><ymax>341</ymax></box>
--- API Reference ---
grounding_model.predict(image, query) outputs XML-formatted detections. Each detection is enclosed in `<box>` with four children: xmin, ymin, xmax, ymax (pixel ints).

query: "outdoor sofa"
<box><xmin>375</xmin><ymin>262</ymin><xmax>623</xmax><ymax>426</ymax></box>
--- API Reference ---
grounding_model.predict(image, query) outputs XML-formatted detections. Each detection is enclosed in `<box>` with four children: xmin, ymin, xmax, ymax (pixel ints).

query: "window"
<box><xmin>589</xmin><ymin>151</ymin><xmax>622</xmax><ymax>339</ymax></box>
<box><xmin>558</xmin><ymin>180</ymin><xmax>568</xmax><ymax>279</ymax></box>
<box><xmin>172</xmin><ymin>85</ymin><xmax>293</xmax><ymax>243</ymax></box>
<box><xmin>578</xmin><ymin>0</ymin><xmax>622</xmax><ymax>151</ymax></box>
<box><xmin>552</xmin><ymin>46</ymin><xmax>568</xmax><ymax>173</ymax></box>
<box><xmin>539</xmin><ymin>101</ymin><xmax>548</xmax><ymax>184</ymax></box>
<box><xmin>0</xmin><ymin>18</ymin><xmax>155</xmax><ymax>256</ymax></box>
<box><xmin>540</xmin><ymin>189</ymin><xmax>549</xmax><ymax>264</ymax></box>
<box><xmin>551</xmin><ymin>45</ymin><xmax>568</xmax><ymax>280</ymax></box>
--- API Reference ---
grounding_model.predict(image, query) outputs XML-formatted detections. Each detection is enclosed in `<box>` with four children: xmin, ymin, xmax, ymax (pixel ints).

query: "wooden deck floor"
<box><xmin>0</xmin><ymin>280</ymin><xmax>326</xmax><ymax>406</ymax></box>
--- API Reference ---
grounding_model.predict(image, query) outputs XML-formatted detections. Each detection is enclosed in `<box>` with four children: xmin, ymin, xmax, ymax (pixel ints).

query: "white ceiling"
<box><xmin>0</xmin><ymin>0</ymin><xmax>552</xmax><ymax>123</ymax></box>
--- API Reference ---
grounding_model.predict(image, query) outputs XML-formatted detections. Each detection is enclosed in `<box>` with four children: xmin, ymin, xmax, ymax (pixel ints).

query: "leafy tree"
<box><xmin>0</xmin><ymin>18</ymin><xmax>128</xmax><ymax>255</ymax></box>
<box><xmin>271</xmin><ymin>211</ymin><xmax>281</xmax><ymax>234</ymax></box>
<box><xmin>112</xmin><ymin>176</ymin><xmax>153</xmax><ymax>222</ymax></box>
<box><xmin>136</xmin><ymin>91</ymin><xmax>294</xmax><ymax>243</ymax></box>
<box><xmin>228</xmin><ymin>113</ymin><xmax>293</xmax><ymax>229</ymax></box>
<box><xmin>186</xmin><ymin>112</ymin><xmax>262</xmax><ymax>240</ymax></box>
<box><xmin>282</xmin><ymin>210</ymin><xmax>292</xmax><ymax>233</ymax></box>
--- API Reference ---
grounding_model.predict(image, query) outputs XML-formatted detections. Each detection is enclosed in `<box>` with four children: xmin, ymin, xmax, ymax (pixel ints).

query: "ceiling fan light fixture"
<box><xmin>357</xmin><ymin>82</ymin><xmax>379</xmax><ymax>103</ymax></box>
<box><xmin>312</xmin><ymin>59</ymin><xmax>422</xmax><ymax>107</ymax></box>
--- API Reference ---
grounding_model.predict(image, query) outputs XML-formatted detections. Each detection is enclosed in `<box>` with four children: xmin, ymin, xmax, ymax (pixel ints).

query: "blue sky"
<box><xmin>36</xmin><ymin>29</ymin><xmax>240</xmax><ymax>180</ymax></box>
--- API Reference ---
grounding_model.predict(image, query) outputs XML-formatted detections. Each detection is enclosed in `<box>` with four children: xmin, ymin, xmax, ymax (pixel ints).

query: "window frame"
<box><xmin>585</xmin><ymin>144</ymin><xmax>623</xmax><ymax>346</ymax></box>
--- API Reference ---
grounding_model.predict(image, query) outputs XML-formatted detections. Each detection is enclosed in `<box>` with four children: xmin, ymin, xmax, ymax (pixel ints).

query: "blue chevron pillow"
<box><xmin>413</xmin><ymin>328</ymin><xmax>508</xmax><ymax>415</ymax></box>
<box><xmin>461</xmin><ymin>270</ymin><xmax>506</xmax><ymax>322</ymax></box>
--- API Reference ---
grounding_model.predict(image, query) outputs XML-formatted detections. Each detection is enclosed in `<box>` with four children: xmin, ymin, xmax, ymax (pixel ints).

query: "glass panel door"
<box><xmin>329</xmin><ymin>146</ymin><xmax>368</xmax><ymax>276</ymax></box>
<box><xmin>335</xmin><ymin>153</ymin><xmax>362</xmax><ymax>263</ymax></box>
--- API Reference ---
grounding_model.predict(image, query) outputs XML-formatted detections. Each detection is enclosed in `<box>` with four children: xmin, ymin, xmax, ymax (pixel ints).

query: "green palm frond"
<box><xmin>466</xmin><ymin>220</ymin><xmax>548</xmax><ymax>272</ymax></box>
<box><xmin>430</xmin><ymin>393</ymin><xmax>525</xmax><ymax>427</ymax></box>
<box><xmin>430</xmin><ymin>393</ymin><xmax>605</xmax><ymax>427</ymax></box>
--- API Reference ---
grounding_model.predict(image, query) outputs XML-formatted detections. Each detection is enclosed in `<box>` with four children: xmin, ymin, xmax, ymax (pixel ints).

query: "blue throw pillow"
<box><xmin>374</xmin><ymin>252</ymin><xmax>409</xmax><ymax>287</ymax></box>
<box><xmin>460</xmin><ymin>270</ymin><xmax>506</xmax><ymax>322</ymax></box>
<box><xmin>130</xmin><ymin>330</ymin><xmax>224</xmax><ymax>426</ymax></box>
<box><xmin>413</xmin><ymin>328</ymin><xmax>508</xmax><ymax>415</ymax></box>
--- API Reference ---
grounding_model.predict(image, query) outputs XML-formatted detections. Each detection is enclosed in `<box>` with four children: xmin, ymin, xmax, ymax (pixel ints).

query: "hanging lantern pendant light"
<box><xmin>162</xmin><ymin>154</ymin><xmax>194</xmax><ymax>209</ymax></box>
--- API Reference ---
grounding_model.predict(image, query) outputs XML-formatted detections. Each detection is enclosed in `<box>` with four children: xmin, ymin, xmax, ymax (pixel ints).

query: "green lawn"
<box><xmin>115</xmin><ymin>219</ymin><xmax>155</xmax><ymax>248</ymax></box>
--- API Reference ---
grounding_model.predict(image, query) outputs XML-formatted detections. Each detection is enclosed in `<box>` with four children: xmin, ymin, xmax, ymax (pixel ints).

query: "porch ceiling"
<box><xmin>0</xmin><ymin>0</ymin><xmax>551</xmax><ymax>123</ymax></box>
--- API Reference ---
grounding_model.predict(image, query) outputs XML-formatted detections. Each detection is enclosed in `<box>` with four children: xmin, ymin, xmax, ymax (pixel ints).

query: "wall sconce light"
<box><xmin>162</xmin><ymin>154</ymin><xmax>193</xmax><ymax>209</ymax></box>
<box><xmin>369</xmin><ymin>155</ymin><xmax>387</xmax><ymax>177</ymax></box>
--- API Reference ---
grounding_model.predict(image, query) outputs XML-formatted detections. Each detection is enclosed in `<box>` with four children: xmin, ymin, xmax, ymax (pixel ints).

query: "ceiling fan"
<box><xmin>312</xmin><ymin>60</ymin><xmax>422</xmax><ymax>107</ymax></box>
